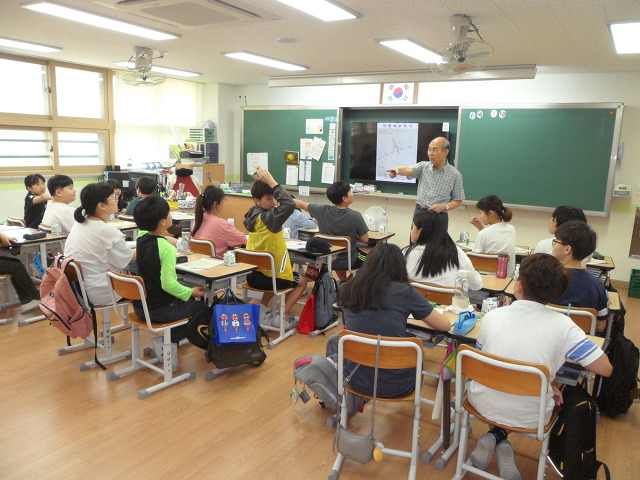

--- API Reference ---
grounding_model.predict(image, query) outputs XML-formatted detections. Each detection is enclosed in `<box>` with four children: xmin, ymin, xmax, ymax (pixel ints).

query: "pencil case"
<box><xmin>23</xmin><ymin>232</ymin><xmax>46</xmax><ymax>240</ymax></box>
<box><xmin>453</xmin><ymin>311</ymin><xmax>478</xmax><ymax>336</ymax></box>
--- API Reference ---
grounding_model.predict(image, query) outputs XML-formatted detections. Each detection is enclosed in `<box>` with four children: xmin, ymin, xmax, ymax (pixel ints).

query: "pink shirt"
<box><xmin>193</xmin><ymin>213</ymin><xmax>246</xmax><ymax>255</ymax></box>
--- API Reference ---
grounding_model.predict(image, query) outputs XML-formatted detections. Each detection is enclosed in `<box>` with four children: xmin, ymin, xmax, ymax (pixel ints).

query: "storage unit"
<box><xmin>178</xmin><ymin>163</ymin><xmax>225</xmax><ymax>190</ymax></box>
<box><xmin>630</xmin><ymin>269</ymin><xmax>640</xmax><ymax>298</ymax></box>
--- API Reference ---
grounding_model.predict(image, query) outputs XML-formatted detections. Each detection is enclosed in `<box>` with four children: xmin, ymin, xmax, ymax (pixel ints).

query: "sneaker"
<box><xmin>495</xmin><ymin>440</ymin><xmax>521</xmax><ymax>480</ymax></box>
<box><xmin>151</xmin><ymin>336</ymin><xmax>178</xmax><ymax>371</ymax></box>
<box><xmin>469</xmin><ymin>432</ymin><xmax>497</xmax><ymax>470</ymax></box>
<box><xmin>20</xmin><ymin>299</ymin><xmax>41</xmax><ymax>315</ymax></box>
<box><xmin>260</xmin><ymin>312</ymin><xmax>275</xmax><ymax>327</ymax></box>
<box><xmin>284</xmin><ymin>316</ymin><xmax>299</xmax><ymax>331</ymax></box>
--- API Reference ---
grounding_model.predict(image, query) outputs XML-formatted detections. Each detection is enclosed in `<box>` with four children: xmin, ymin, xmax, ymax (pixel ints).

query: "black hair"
<box><xmin>476</xmin><ymin>195</ymin><xmax>513</xmax><ymax>222</ymax></box>
<box><xmin>74</xmin><ymin>182</ymin><xmax>113</xmax><ymax>224</ymax></box>
<box><xmin>47</xmin><ymin>174</ymin><xmax>73</xmax><ymax>196</ymax></box>
<box><xmin>192</xmin><ymin>185</ymin><xmax>226</xmax><ymax>236</ymax></box>
<box><xmin>105</xmin><ymin>179</ymin><xmax>122</xmax><ymax>191</ymax></box>
<box><xmin>251</xmin><ymin>180</ymin><xmax>274</xmax><ymax>200</ymax></box>
<box><xmin>326</xmin><ymin>181</ymin><xmax>351</xmax><ymax>205</ymax></box>
<box><xmin>24</xmin><ymin>174</ymin><xmax>45</xmax><ymax>189</ymax></box>
<box><xmin>552</xmin><ymin>206</ymin><xmax>586</xmax><ymax>226</ymax></box>
<box><xmin>136</xmin><ymin>176</ymin><xmax>157</xmax><ymax>195</ymax></box>
<box><xmin>134</xmin><ymin>196</ymin><xmax>170</xmax><ymax>232</ymax></box>
<box><xmin>339</xmin><ymin>243</ymin><xmax>409</xmax><ymax>313</ymax></box>
<box><xmin>518</xmin><ymin>253</ymin><xmax>569</xmax><ymax>304</ymax></box>
<box><xmin>555</xmin><ymin>220</ymin><xmax>597</xmax><ymax>261</ymax></box>
<box><xmin>403</xmin><ymin>210</ymin><xmax>459</xmax><ymax>278</ymax></box>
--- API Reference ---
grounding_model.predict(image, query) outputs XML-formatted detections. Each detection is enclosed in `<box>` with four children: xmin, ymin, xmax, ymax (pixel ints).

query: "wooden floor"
<box><xmin>0</xmin><ymin>286</ymin><xmax>638</xmax><ymax>480</ymax></box>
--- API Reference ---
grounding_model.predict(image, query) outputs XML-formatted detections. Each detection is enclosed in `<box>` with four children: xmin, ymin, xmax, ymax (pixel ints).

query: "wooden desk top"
<box><xmin>107</xmin><ymin>219</ymin><xmax>137</xmax><ymax>231</ymax></box>
<box><xmin>176</xmin><ymin>253</ymin><xmax>256</xmax><ymax>281</ymax></box>
<box><xmin>587</xmin><ymin>256</ymin><xmax>615</xmax><ymax>270</ymax></box>
<box><xmin>481</xmin><ymin>274</ymin><xmax>513</xmax><ymax>293</ymax></box>
<box><xmin>1</xmin><ymin>227</ymin><xmax>65</xmax><ymax>245</ymax></box>
<box><xmin>367</xmin><ymin>231</ymin><xmax>395</xmax><ymax>242</ymax></box>
<box><xmin>286</xmin><ymin>240</ymin><xmax>345</xmax><ymax>256</ymax></box>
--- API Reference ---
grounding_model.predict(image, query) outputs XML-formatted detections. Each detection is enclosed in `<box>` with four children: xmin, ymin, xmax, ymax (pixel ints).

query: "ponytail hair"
<box><xmin>192</xmin><ymin>185</ymin><xmax>226</xmax><ymax>236</ymax></box>
<box><xmin>476</xmin><ymin>195</ymin><xmax>512</xmax><ymax>222</ymax></box>
<box><xmin>74</xmin><ymin>182</ymin><xmax>114</xmax><ymax>224</ymax></box>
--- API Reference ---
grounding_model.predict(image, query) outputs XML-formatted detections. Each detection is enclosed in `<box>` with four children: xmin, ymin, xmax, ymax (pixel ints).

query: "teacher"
<box><xmin>387</xmin><ymin>136</ymin><xmax>464</xmax><ymax>227</ymax></box>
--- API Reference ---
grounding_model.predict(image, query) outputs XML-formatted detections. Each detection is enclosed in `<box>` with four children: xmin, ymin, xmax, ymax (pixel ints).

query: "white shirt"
<box><xmin>42</xmin><ymin>202</ymin><xmax>76</xmax><ymax>235</ymax></box>
<box><xmin>468</xmin><ymin>300</ymin><xmax>604</xmax><ymax>428</ymax></box>
<box><xmin>535</xmin><ymin>236</ymin><xmax>590</xmax><ymax>268</ymax></box>
<box><xmin>406</xmin><ymin>245</ymin><xmax>483</xmax><ymax>290</ymax></box>
<box><xmin>473</xmin><ymin>222</ymin><xmax>516</xmax><ymax>276</ymax></box>
<box><xmin>64</xmin><ymin>219</ymin><xmax>134</xmax><ymax>306</ymax></box>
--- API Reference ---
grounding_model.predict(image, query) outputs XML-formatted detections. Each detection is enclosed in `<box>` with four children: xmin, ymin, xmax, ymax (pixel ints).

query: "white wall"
<box><xmin>226</xmin><ymin>72</ymin><xmax>640</xmax><ymax>282</ymax></box>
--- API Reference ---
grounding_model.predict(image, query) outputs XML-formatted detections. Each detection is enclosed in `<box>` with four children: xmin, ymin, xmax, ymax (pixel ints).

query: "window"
<box><xmin>57</xmin><ymin>131</ymin><xmax>105</xmax><ymax>166</ymax></box>
<box><xmin>0</xmin><ymin>58</ymin><xmax>49</xmax><ymax>115</ymax></box>
<box><xmin>55</xmin><ymin>66</ymin><xmax>104</xmax><ymax>118</ymax></box>
<box><xmin>0</xmin><ymin>129</ymin><xmax>51</xmax><ymax>167</ymax></box>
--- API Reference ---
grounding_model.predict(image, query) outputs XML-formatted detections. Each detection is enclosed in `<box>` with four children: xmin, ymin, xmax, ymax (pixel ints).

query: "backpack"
<box><xmin>548</xmin><ymin>384</ymin><xmax>611</xmax><ymax>480</ymax></box>
<box><xmin>293</xmin><ymin>354</ymin><xmax>339</xmax><ymax>408</ymax></box>
<box><xmin>594</xmin><ymin>332</ymin><xmax>639</xmax><ymax>417</ymax></box>
<box><xmin>313</xmin><ymin>264</ymin><xmax>338</xmax><ymax>330</ymax></box>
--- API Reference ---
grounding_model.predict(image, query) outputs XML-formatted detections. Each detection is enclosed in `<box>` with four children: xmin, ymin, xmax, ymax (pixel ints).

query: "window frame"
<box><xmin>0</xmin><ymin>53</ymin><xmax>115</xmax><ymax>176</ymax></box>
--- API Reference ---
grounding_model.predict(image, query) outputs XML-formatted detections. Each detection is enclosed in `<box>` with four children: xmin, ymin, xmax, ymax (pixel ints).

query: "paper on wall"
<box><xmin>298</xmin><ymin>160</ymin><xmax>312</xmax><ymax>182</ymax></box>
<box><xmin>321</xmin><ymin>162</ymin><xmax>335</xmax><ymax>184</ymax></box>
<box><xmin>306</xmin><ymin>119</ymin><xmax>323</xmax><ymax>134</ymax></box>
<box><xmin>310</xmin><ymin>137</ymin><xmax>326</xmax><ymax>161</ymax></box>
<box><xmin>300</xmin><ymin>138</ymin><xmax>312</xmax><ymax>159</ymax></box>
<box><xmin>286</xmin><ymin>165</ymin><xmax>299</xmax><ymax>185</ymax></box>
<box><xmin>299</xmin><ymin>186</ymin><xmax>310</xmax><ymax>196</ymax></box>
<box><xmin>247</xmin><ymin>152</ymin><xmax>268</xmax><ymax>174</ymax></box>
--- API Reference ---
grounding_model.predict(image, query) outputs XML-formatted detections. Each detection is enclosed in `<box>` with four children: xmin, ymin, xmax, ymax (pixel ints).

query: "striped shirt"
<box><xmin>408</xmin><ymin>161</ymin><xmax>465</xmax><ymax>208</ymax></box>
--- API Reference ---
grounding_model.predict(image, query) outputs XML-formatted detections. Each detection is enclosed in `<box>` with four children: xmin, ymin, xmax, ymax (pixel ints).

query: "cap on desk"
<box><xmin>306</xmin><ymin>237</ymin><xmax>331</xmax><ymax>253</ymax></box>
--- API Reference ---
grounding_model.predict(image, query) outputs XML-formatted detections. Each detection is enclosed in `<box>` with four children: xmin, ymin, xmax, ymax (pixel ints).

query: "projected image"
<box><xmin>376</xmin><ymin>123</ymin><xmax>418</xmax><ymax>183</ymax></box>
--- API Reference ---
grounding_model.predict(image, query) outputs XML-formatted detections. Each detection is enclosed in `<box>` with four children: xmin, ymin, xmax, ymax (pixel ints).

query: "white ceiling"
<box><xmin>1</xmin><ymin>0</ymin><xmax>640</xmax><ymax>85</ymax></box>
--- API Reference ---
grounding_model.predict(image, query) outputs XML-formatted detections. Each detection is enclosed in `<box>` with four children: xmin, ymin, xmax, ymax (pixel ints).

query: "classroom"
<box><xmin>1</xmin><ymin>1</ymin><xmax>639</xmax><ymax>479</ymax></box>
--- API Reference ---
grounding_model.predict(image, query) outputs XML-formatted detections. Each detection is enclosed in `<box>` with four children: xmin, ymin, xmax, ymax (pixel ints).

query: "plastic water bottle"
<box><xmin>52</xmin><ymin>224</ymin><xmax>62</xmax><ymax>235</ymax></box>
<box><xmin>379</xmin><ymin>212</ymin><xmax>388</xmax><ymax>235</ymax></box>
<box><xmin>453</xmin><ymin>270</ymin><xmax>470</xmax><ymax>309</ymax></box>
<box><xmin>181</xmin><ymin>227</ymin><xmax>191</xmax><ymax>253</ymax></box>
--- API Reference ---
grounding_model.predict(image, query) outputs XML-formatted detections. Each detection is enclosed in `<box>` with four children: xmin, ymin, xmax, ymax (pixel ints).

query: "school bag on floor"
<box><xmin>548</xmin><ymin>384</ymin><xmax>611</xmax><ymax>480</ymax></box>
<box><xmin>293</xmin><ymin>354</ymin><xmax>339</xmax><ymax>408</ymax></box>
<box><xmin>314</xmin><ymin>264</ymin><xmax>339</xmax><ymax>330</ymax></box>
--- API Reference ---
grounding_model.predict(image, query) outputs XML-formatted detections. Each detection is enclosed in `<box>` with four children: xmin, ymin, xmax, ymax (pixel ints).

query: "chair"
<box><xmin>57</xmin><ymin>260</ymin><xmax>132</xmax><ymax>371</ymax></box>
<box><xmin>452</xmin><ymin>344</ymin><xmax>559</xmax><ymax>480</ymax></box>
<box><xmin>38</xmin><ymin>223</ymin><xmax>65</xmax><ymax>253</ymax></box>
<box><xmin>6</xmin><ymin>217</ymin><xmax>26</xmax><ymax>227</ymax></box>
<box><xmin>234</xmin><ymin>248</ymin><xmax>294</xmax><ymax>349</ymax></box>
<box><xmin>546</xmin><ymin>303</ymin><xmax>597</xmax><ymax>335</ymax></box>
<box><xmin>467</xmin><ymin>252</ymin><xmax>499</xmax><ymax>274</ymax></box>
<box><xmin>411</xmin><ymin>281</ymin><xmax>455</xmax><ymax>305</ymax></box>
<box><xmin>329</xmin><ymin>330</ymin><xmax>425</xmax><ymax>480</ymax></box>
<box><xmin>191</xmin><ymin>238</ymin><xmax>216</xmax><ymax>257</ymax></box>
<box><xmin>106</xmin><ymin>269</ymin><xmax>196</xmax><ymax>398</ymax></box>
<box><xmin>313</xmin><ymin>233</ymin><xmax>357</xmax><ymax>279</ymax></box>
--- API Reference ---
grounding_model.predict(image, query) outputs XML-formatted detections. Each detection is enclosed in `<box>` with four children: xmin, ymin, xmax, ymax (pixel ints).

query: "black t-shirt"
<box><xmin>24</xmin><ymin>192</ymin><xmax>47</xmax><ymax>229</ymax></box>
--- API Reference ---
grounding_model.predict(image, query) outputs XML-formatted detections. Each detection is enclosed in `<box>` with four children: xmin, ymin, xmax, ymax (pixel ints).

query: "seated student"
<box><xmin>191</xmin><ymin>185</ymin><xmax>246</xmax><ymax>255</ymax></box>
<box><xmin>125</xmin><ymin>176</ymin><xmax>156</xmax><ymax>215</ymax></box>
<box><xmin>282</xmin><ymin>200</ymin><xmax>316</xmax><ymax>240</ymax></box>
<box><xmin>0</xmin><ymin>230</ymin><xmax>40</xmax><ymax>314</ymax></box>
<box><xmin>23</xmin><ymin>174</ymin><xmax>51</xmax><ymax>229</ymax></box>
<box><xmin>294</xmin><ymin>181</ymin><xmax>369</xmax><ymax>281</ymax></box>
<box><xmin>467</xmin><ymin>253</ymin><xmax>612</xmax><ymax>480</ymax></box>
<box><xmin>470</xmin><ymin>195</ymin><xmax>516</xmax><ymax>276</ymax></box>
<box><xmin>42</xmin><ymin>174</ymin><xmax>76</xmax><ymax>235</ymax></box>
<box><xmin>105</xmin><ymin>179</ymin><xmax>127</xmax><ymax>213</ymax></box>
<box><xmin>404</xmin><ymin>210</ymin><xmax>483</xmax><ymax>290</ymax></box>
<box><xmin>133</xmin><ymin>196</ymin><xmax>209</xmax><ymax>365</ymax></box>
<box><xmin>534</xmin><ymin>205</ymin><xmax>586</xmax><ymax>255</ymax></box>
<box><xmin>64</xmin><ymin>183</ymin><xmax>135</xmax><ymax>306</ymax></box>
<box><xmin>338</xmin><ymin>243</ymin><xmax>451</xmax><ymax>398</ymax></box>
<box><xmin>551</xmin><ymin>220</ymin><xmax>609</xmax><ymax>333</ymax></box>
<box><xmin>244</xmin><ymin>168</ymin><xmax>307</xmax><ymax>326</ymax></box>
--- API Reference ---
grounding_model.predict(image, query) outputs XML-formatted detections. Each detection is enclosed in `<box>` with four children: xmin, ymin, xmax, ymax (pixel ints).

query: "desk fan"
<box><xmin>363</xmin><ymin>206</ymin><xmax>386</xmax><ymax>231</ymax></box>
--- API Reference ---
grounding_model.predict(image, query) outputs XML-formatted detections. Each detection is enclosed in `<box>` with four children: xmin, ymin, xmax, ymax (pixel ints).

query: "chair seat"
<box><xmin>345</xmin><ymin>385</ymin><xmax>415</xmax><ymax>403</ymax></box>
<box><xmin>240</xmin><ymin>282</ymin><xmax>292</xmax><ymax>294</ymax></box>
<box><xmin>93</xmin><ymin>299</ymin><xmax>131</xmax><ymax>309</ymax></box>
<box><xmin>463</xmin><ymin>400</ymin><xmax>558</xmax><ymax>435</ymax></box>
<box><xmin>126</xmin><ymin>312</ymin><xmax>189</xmax><ymax>329</ymax></box>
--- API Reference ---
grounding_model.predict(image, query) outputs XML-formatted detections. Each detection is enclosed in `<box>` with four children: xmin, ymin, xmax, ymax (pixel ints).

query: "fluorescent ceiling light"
<box><xmin>223</xmin><ymin>52</ymin><xmax>307</xmax><ymax>71</ymax></box>
<box><xmin>0</xmin><ymin>36</ymin><xmax>61</xmax><ymax>53</ymax></box>
<box><xmin>22</xmin><ymin>1</ymin><xmax>179</xmax><ymax>41</ymax></box>
<box><xmin>276</xmin><ymin>0</ymin><xmax>358</xmax><ymax>21</ymax></box>
<box><xmin>114</xmin><ymin>61</ymin><xmax>200</xmax><ymax>78</ymax></box>
<box><xmin>378</xmin><ymin>38</ymin><xmax>441</xmax><ymax>64</ymax></box>
<box><xmin>609</xmin><ymin>21</ymin><xmax>640</xmax><ymax>54</ymax></box>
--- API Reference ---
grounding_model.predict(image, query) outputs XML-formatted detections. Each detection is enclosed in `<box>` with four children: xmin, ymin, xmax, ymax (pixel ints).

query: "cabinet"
<box><xmin>178</xmin><ymin>163</ymin><xmax>225</xmax><ymax>190</ymax></box>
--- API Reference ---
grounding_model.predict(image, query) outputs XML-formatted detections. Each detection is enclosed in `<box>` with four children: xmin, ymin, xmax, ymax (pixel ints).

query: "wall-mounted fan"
<box><xmin>122</xmin><ymin>46</ymin><xmax>166</xmax><ymax>86</ymax></box>
<box><xmin>432</xmin><ymin>14</ymin><xmax>493</xmax><ymax>75</ymax></box>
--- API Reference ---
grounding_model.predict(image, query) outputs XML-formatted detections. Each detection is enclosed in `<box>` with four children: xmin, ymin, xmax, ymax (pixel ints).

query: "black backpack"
<box><xmin>314</xmin><ymin>264</ymin><xmax>338</xmax><ymax>330</ymax></box>
<box><xmin>595</xmin><ymin>332</ymin><xmax>639</xmax><ymax>417</ymax></box>
<box><xmin>548</xmin><ymin>384</ymin><xmax>611</xmax><ymax>480</ymax></box>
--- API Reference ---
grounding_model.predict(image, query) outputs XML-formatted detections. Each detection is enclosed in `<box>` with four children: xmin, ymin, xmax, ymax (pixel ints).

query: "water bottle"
<box><xmin>514</xmin><ymin>263</ymin><xmax>520</xmax><ymax>281</ymax></box>
<box><xmin>52</xmin><ymin>224</ymin><xmax>62</xmax><ymax>235</ymax></box>
<box><xmin>181</xmin><ymin>227</ymin><xmax>191</xmax><ymax>253</ymax></box>
<box><xmin>379</xmin><ymin>212</ymin><xmax>388</xmax><ymax>235</ymax></box>
<box><xmin>496</xmin><ymin>254</ymin><xmax>509</xmax><ymax>279</ymax></box>
<box><xmin>453</xmin><ymin>270</ymin><xmax>470</xmax><ymax>309</ymax></box>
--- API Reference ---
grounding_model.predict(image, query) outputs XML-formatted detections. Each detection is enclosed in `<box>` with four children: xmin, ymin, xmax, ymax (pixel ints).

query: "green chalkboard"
<box><xmin>242</xmin><ymin>107</ymin><xmax>339</xmax><ymax>188</ymax></box>
<box><xmin>341</xmin><ymin>107</ymin><xmax>459</xmax><ymax>194</ymax></box>
<box><xmin>456</xmin><ymin>105</ymin><xmax>623</xmax><ymax>215</ymax></box>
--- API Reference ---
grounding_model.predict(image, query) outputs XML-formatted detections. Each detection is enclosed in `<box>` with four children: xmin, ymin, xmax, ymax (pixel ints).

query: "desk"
<box><xmin>286</xmin><ymin>240</ymin><xmax>346</xmax><ymax>271</ymax></box>
<box><xmin>175</xmin><ymin>253</ymin><xmax>256</xmax><ymax>292</ymax></box>
<box><xmin>586</xmin><ymin>256</ymin><xmax>615</xmax><ymax>282</ymax></box>
<box><xmin>107</xmin><ymin>218</ymin><xmax>137</xmax><ymax>234</ymax></box>
<box><xmin>480</xmin><ymin>274</ymin><xmax>513</xmax><ymax>297</ymax></box>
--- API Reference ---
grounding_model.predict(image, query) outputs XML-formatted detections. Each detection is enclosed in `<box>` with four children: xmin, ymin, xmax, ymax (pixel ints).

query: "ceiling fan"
<box><xmin>122</xmin><ymin>46</ymin><xmax>166</xmax><ymax>86</ymax></box>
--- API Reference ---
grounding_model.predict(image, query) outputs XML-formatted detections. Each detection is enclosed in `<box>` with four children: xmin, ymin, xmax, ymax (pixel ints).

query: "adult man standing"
<box><xmin>387</xmin><ymin>136</ymin><xmax>464</xmax><ymax>227</ymax></box>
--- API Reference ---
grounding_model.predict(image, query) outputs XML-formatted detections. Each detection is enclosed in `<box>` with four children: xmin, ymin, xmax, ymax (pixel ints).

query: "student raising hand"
<box><xmin>252</xmin><ymin>167</ymin><xmax>277</xmax><ymax>187</ymax></box>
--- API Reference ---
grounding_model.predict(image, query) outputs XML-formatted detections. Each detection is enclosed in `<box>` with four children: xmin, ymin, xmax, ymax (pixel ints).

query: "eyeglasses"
<box><xmin>551</xmin><ymin>239</ymin><xmax>568</xmax><ymax>246</ymax></box>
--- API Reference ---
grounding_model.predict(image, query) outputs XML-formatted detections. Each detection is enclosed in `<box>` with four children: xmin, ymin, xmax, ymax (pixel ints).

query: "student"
<box><xmin>133</xmin><ymin>196</ymin><xmax>209</xmax><ymax>366</ymax></box>
<box><xmin>0</xmin><ymin>230</ymin><xmax>40</xmax><ymax>314</ymax></box>
<box><xmin>125</xmin><ymin>176</ymin><xmax>156</xmax><ymax>215</ymax></box>
<box><xmin>23</xmin><ymin>174</ymin><xmax>51</xmax><ymax>229</ymax></box>
<box><xmin>338</xmin><ymin>243</ymin><xmax>450</xmax><ymax>398</ymax></box>
<box><xmin>191</xmin><ymin>185</ymin><xmax>246</xmax><ymax>255</ymax></box>
<box><xmin>282</xmin><ymin>200</ymin><xmax>316</xmax><ymax>240</ymax></box>
<box><xmin>404</xmin><ymin>210</ymin><xmax>483</xmax><ymax>290</ymax></box>
<box><xmin>63</xmin><ymin>183</ymin><xmax>135</xmax><ymax>306</ymax></box>
<box><xmin>105</xmin><ymin>179</ymin><xmax>127</xmax><ymax>212</ymax></box>
<box><xmin>534</xmin><ymin>205</ymin><xmax>586</xmax><ymax>255</ymax></box>
<box><xmin>244</xmin><ymin>168</ymin><xmax>307</xmax><ymax>326</ymax></box>
<box><xmin>42</xmin><ymin>174</ymin><xmax>76</xmax><ymax>235</ymax></box>
<box><xmin>470</xmin><ymin>195</ymin><xmax>516</xmax><ymax>276</ymax></box>
<box><xmin>295</xmin><ymin>181</ymin><xmax>369</xmax><ymax>281</ymax></box>
<box><xmin>467</xmin><ymin>253</ymin><xmax>612</xmax><ymax>480</ymax></box>
<box><xmin>551</xmin><ymin>220</ymin><xmax>609</xmax><ymax>333</ymax></box>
